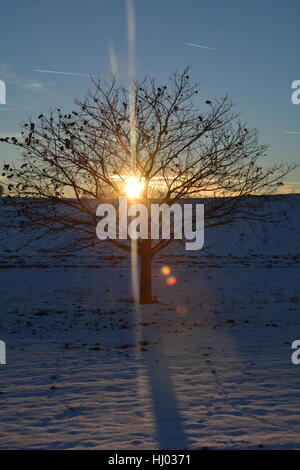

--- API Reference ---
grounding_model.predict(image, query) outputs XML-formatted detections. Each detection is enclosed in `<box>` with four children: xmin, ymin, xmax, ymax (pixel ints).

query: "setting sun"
<box><xmin>123</xmin><ymin>176</ymin><xmax>144</xmax><ymax>199</ymax></box>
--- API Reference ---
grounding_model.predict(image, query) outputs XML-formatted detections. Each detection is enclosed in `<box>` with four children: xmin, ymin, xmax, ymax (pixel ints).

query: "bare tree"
<box><xmin>0</xmin><ymin>68</ymin><xmax>296</xmax><ymax>303</ymax></box>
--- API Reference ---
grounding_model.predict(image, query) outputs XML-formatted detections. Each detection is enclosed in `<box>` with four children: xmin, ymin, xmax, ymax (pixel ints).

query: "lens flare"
<box><xmin>161</xmin><ymin>266</ymin><xmax>171</xmax><ymax>276</ymax></box>
<box><xmin>176</xmin><ymin>305</ymin><xmax>188</xmax><ymax>316</ymax></box>
<box><xmin>124</xmin><ymin>176</ymin><xmax>144</xmax><ymax>199</ymax></box>
<box><xmin>166</xmin><ymin>276</ymin><xmax>177</xmax><ymax>286</ymax></box>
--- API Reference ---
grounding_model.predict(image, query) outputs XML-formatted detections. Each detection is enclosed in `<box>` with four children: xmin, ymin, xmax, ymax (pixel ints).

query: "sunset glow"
<box><xmin>124</xmin><ymin>176</ymin><xmax>144</xmax><ymax>199</ymax></box>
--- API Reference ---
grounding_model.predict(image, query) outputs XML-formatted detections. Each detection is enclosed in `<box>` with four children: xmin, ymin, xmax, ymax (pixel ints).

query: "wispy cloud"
<box><xmin>24</xmin><ymin>81</ymin><xmax>45</xmax><ymax>92</ymax></box>
<box><xmin>185</xmin><ymin>42</ymin><xmax>215</xmax><ymax>51</ymax></box>
<box><xmin>278</xmin><ymin>181</ymin><xmax>300</xmax><ymax>194</ymax></box>
<box><xmin>0</xmin><ymin>63</ymin><xmax>18</xmax><ymax>81</ymax></box>
<box><xmin>33</xmin><ymin>69</ymin><xmax>91</xmax><ymax>77</ymax></box>
<box><xmin>0</xmin><ymin>132</ymin><xmax>22</xmax><ymax>138</ymax></box>
<box><xmin>0</xmin><ymin>64</ymin><xmax>52</xmax><ymax>95</ymax></box>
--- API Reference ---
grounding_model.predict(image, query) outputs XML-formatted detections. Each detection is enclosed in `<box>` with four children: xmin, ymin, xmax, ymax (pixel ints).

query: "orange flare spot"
<box><xmin>161</xmin><ymin>266</ymin><xmax>171</xmax><ymax>276</ymax></box>
<box><xmin>166</xmin><ymin>276</ymin><xmax>177</xmax><ymax>286</ymax></box>
<box><xmin>176</xmin><ymin>305</ymin><xmax>188</xmax><ymax>316</ymax></box>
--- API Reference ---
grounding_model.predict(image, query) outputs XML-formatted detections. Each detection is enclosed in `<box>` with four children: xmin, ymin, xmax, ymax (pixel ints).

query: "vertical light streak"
<box><xmin>131</xmin><ymin>239</ymin><xmax>139</xmax><ymax>303</ymax></box>
<box><xmin>127</xmin><ymin>0</ymin><xmax>139</xmax><ymax>305</ymax></box>
<box><xmin>126</xmin><ymin>5</ymin><xmax>144</xmax><ymax>415</ymax></box>
<box><xmin>108</xmin><ymin>41</ymin><xmax>118</xmax><ymax>77</ymax></box>
<box><xmin>127</xmin><ymin>0</ymin><xmax>137</xmax><ymax>173</ymax></box>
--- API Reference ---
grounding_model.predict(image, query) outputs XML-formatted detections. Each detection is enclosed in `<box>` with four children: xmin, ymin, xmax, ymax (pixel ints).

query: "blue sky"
<box><xmin>0</xmin><ymin>0</ymin><xmax>299</xmax><ymax>190</ymax></box>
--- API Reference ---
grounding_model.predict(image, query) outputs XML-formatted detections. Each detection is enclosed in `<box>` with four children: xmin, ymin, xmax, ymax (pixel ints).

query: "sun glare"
<box><xmin>124</xmin><ymin>176</ymin><xmax>144</xmax><ymax>199</ymax></box>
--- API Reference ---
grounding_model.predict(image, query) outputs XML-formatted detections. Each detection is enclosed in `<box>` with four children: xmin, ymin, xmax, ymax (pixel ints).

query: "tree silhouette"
<box><xmin>0</xmin><ymin>68</ymin><xmax>295</xmax><ymax>303</ymax></box>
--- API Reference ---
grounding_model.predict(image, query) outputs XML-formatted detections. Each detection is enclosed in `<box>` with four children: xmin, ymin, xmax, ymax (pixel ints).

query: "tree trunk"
<box><xmin>139</xmin><ymin>240</ymin><xmax>153</xmax><ymax>304</ymax></box>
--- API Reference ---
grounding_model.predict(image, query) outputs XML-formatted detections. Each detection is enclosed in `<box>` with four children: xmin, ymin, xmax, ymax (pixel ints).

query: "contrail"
<box><xmin>185</xmin><ymin>42</ymin><xmax>215</xmax><ymax>51</ymax></box>
<box><xmin>33</xmin><ymin>69</ymin><xmax>91</xmax><ymax>77</ymax></box>
<box><xmin>285</xmin><ymin>131</ymin><xmax>300</xmax><ymax>134</ymax></box>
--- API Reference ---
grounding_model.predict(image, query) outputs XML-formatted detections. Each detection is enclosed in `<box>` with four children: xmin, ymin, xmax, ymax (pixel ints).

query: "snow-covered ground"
<box><xmin>0</xmin><ymin>195</ymin><xmax>299</xmax><ymax>449</ymax></box>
